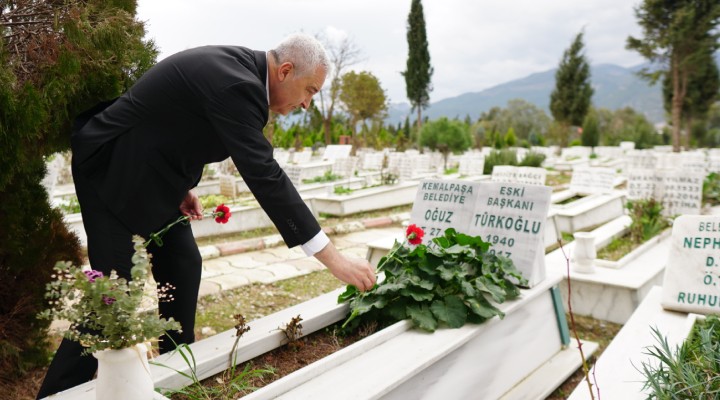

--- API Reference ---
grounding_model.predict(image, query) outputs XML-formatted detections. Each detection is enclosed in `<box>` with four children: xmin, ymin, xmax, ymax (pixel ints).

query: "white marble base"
<box><xmin>308</xmin><ymin>181</ymin><xmax>419</xmax><ymax>217</ymax></box>
<box><xmin>568</xmin><ymin>287</ymin><xmax>693</xmax><ymax>400</ymax></box>
<box><xmin>594</xmin><ymin>229</ymin><xmax>671</xmax><ymax>269</ymax></box>
<box><xmin>547</xmin><ymin>231</ymin><xmax>671</xmax><ymax>324</ymax></box>
<box><xmin>245</xmin><ymin>270</ymin><xmax>589</xmax><ymax>400</ymax></box>
<box><xmin>552</xmin><ymin>192</ymin><xmax>626</xmax><ymax>233</ymax></box>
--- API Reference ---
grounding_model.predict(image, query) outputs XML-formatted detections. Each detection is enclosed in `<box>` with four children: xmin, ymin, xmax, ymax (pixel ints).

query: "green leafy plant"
<box><xmin>333</xmin><ymin>186</ymin><xmax>353</xmax><ymax>195</ymax></box>
<box><xmin>518</xmin><ymin>151</ymin><xmax>547</xmax><ymax>167</ymax></box>
<box><xmin>199</xmin><ymin>194</ymin><xmax>231</xmax><ymax>210</ymax></box>
<box><xmin>338</xmin><ymin>227</ymin><xmax>527</xmax><ymax>332</ymax></box>
<box><xmin>703</xmin><ymin>172</ymin><xmax>720</xmax><ymax>206</ymax></box>
<box><xmin>57</xmin><ymin>195</ymin><xmax>82</xmax><ymax>214</ymax></box>
<box><xmin>640</xmin><ymin>315</ymin><xmax>720</xmax><ymax>398</ymax></box>
<box><xmin>302</xmin><ymin>170</ymin><xmax>342</xmax><ymax>184</ymax></box>
<box><xmin>154</xmin><ymin>340</ymin><xmax>275</xmax><ymax>399</ymax></box>
<box><xmin>39</xmin><ymin>237</ymin><xmax>181</xmax><ymax>354</ymax></box>
<box><xmin>483</xmin><ymin>149</ymin><xmax>518</xmax><ymax>174</ymax></box>
<box><xmin>625</xmin><ymin>198</ymin><xmax>670</xmax><ymax>243</ymax></box>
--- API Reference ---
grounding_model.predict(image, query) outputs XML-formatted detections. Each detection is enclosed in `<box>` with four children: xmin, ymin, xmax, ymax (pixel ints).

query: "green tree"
<box><xmin>419</xmin><ymin>117</ymin><xmax>471</xmax><ymax>169</ymax></box>
<box><xmin>550</xmin><ymin>31</ymin><xmax>594</xmax><ymax>148</ymax></box>
<box><xmin>504</xmin><ymin>127</ymin><xmax>517</xmax><ymax>147</ymax></box>
<box><xmin>339</xmin><ymin>70</ymin><xmax>388</xmax><ymax>150</ymax></box>
<box><xmin>627</xmin><ymin>0</ymin><xmax>720</xmax><ymax>152</ymax></box>
<box><xmin>662</xmin><ymin>48</ymin><xmax>719</xmax><ymax>148</ymax></box>
<box><xmin>0</xmin><ymin>0</ymin><xmax>157</xmax><ymax>378</ymax></box>
<box><xmin>491</xmin><ymin>99</ymin><xmax>551</xmax><ymax>142</ymax></box>
<box><xmin>581</xmin><ymin>109</ymin><xmax>601</xmax><ymax>152</ymax></box>
<box><xmin>402</xmin><ymin>0</ymin><xmax>433</xmax><ymax>131</ymax></box>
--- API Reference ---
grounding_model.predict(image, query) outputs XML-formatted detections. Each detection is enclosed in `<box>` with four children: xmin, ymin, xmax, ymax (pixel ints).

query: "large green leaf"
<box><xmin>400</xmin><ymin>286</ymin><xmax>435</xmax><ymax>302</ymax></box>
<box><xmin>475</xmin><ymin>276</ymin><xmax>506</xmax><ymax>303</ymax></box>
<box><xmin>407</xmin><ymin>304</ymin><xmax>438</xmax><ymax>332</ymax></box>
<box><xmin>466</xmin><ymin>296</ymin><xmax>504</xmax><ymax>319</ymax></box>
<box><xmin>431</xmin><ymin>295</ymin><xmax>468</xmax><ymax>328</ymax></box>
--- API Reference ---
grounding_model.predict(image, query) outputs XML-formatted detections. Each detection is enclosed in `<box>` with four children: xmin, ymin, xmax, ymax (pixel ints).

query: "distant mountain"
<box><xmin>387</xmin><ymin>53</ymin><xmax>720</xmax><ymax>126</ymax></box>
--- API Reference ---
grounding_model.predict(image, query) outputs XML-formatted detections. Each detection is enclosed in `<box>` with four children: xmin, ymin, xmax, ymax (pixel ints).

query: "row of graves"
<box><xmin>46</xmin><ymin>145</ymin><xmax>720</xmax><ymax>399</ymax></box>
<box><xmin>358</xmin><ymin>146</ymin><xmax>718</xmax><ymax>398</ymax></box>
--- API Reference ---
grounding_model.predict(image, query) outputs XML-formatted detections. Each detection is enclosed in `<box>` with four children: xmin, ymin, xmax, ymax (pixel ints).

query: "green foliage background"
<box><xmin>0</xmin><ymin>0</ymin><xmax>157</xmax><ymax>378</ymax></box>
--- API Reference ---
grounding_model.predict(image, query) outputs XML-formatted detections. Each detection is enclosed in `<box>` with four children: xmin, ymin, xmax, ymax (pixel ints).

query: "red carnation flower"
<box><xmin>405</xmin><ymin>224</ymin><xmax>424</xmax><ymax>245</ymax></box>
<box><xmin>214</xmin><ymin>204</ymin><xmax>232</xmax><ymax>224</ymax></box>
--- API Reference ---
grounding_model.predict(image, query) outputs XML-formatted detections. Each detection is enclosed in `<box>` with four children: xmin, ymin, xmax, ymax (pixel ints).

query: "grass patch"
<box><xmin>194</xmin><ymin>270</ymin><xmax>345</xmax><ymax>339</ymax></box>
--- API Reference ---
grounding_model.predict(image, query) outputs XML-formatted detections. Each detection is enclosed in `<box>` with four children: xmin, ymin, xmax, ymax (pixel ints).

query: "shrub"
<box><xmin>483</xmin><ymin>149</ymin><xmax>518</xmax><ymax>174</ymax></box>
<box><xmin>641</xmin><ymin>315</ymin><xmax>720</xmax><ymax>398</ymax></box>
<box><xmin>625</xmin><ymin>199</ymin><xmax>670</xmax><ymax>242</ymax></box>
<box><xmin>518</xmin><ymin>151</ymin><xmax>546</xmax><ymax>167</ymax></box>
<box><xmin>703</xmin><ymin>172</ymin><xmax>720</xmax><ymax>206</ymax></box>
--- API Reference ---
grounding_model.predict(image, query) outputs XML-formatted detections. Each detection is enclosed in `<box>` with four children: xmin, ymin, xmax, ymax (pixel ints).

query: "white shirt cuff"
<box><xmin>301</xmin><ymin>230</ymin><xmax>330</xmax><ymax>256</ymax></box>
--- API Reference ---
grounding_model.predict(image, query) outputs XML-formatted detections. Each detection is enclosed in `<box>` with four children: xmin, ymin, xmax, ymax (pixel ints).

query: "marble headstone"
<box><xmin>409</xmin><ymin>179</ymin><xmax>480</xmax><ymax>243</ymax></box>
<box><xmin>662</xmin><ymin>215</ymin><xmax>720</xmax><ymax>315</ymax></box>
<box><xmin>569</xmin><ymin>167</ymin><xmax>616</xmax><ymax>195</ymax></box>
<box><xmin>322</xmin><ymin>145</ymin><xmax>353</xmax><ymax>161</ymax></box>
<box><xmin>467</xmin><ymin>182</ymin><xmax>552</xmax><ymax>287</ymax></box>
<box><xmin>626</xmin><ymin>169</ymin><xmax>663</xmax><ymax>200</ymax></box>
<box><xmin>218</xmin><ymin>175</ymin><xmax>237</xmax><ymax>198</ymax></box>
<box><xmin>659</xmin><ymin>170</ymin><xmax>704</xmax><ymax>216</ymax></box>
<box><xmin>491</xmin><ymin>166</ymin><xmax>547</xmax><ymax>186</ymax></box>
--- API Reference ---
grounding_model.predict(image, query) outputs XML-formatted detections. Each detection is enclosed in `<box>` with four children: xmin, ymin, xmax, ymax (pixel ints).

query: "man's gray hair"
<box><xmin>271</xmin><ymin>33</ymin><xmax>330</xmax><ymax>77</ymax></box>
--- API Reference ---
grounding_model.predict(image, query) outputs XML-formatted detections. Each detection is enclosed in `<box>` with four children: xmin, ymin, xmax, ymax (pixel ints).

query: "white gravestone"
<box><xmin>218</xmin><ymin>175</ymin><xmax>237</xmax><ymax>198</ymax></box>
<box><xmin>410</xmin><ymin>180</ymin><xmax>480</xmax><ymax>243</ymax></box>
<box><xmin>274</xmin><ymin>150</ymin><xmax>290</xmax><ymax>167</ymax></box>
<box><xmin>458</xmin><ymin>154</ymin><xmax>485</xmax><ymax>176</ymax></box>
<box><xmin>569</xmin><ymin>167</ymin><xmax>616</xmax><ymax>195</ymax></box>
<box><xmin>491</xmin><ymin>166</ymin><xmax>546</xmax><ymax>186</ymax></box>
<box><xmin>284</xmin><ymin>165</ymin><xmax>302</xmax><ymax>187</ymax></box>
<box><xmin>331</xmin><ymin>157</ymin><xmax>358</xmax><ymax>178</ymax></box>
<box><xmin>291</xmin><ymin>150</ymin><xmax>312</xmax><ymax>164</ymax></box>
<box><xmin>619</xmin><ymin>141</ymin><xmax>635</xmax><ymax>151</ymax></box>
<box><xmin>626</xmin><ymin>150</ymin><xmax>657</xmax><ymax>170</ymax></box>
<box><xmin>467</xmin><ymin>182</ymin><xmax>552</xmax><ymax>288</ymax></box>
<box><xmin>659</xmin><ymin>170</ymin><xmax>704</xmax><ymax>216</ymax></box>
<box><xmin>360</xmin><ymin>153</ymin><xmax>385</xmax><ymax>171</ymax></box>
<box><xmin>626</xmin><ymin>169</ymin><xmax>662</xmax><ymax>200</ymax></box>
<box><xmin>322</xmin><ymin>145</ymin><xmax>353</xmax><ymax>161</ymax></box>
<box><xmin>662</xmin><ymin>215</ymin><xmax>720</xmax><ymax>314</ymax></box>
<box><xmin>409</xmin><ymin>179</ymin><xmax>551</xmax><ymax>288</ymax></box>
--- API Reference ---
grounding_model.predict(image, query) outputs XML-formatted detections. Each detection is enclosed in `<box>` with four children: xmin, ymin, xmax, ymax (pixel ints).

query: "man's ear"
<box><xmin>277</xmin><ymin>62</ymin><xmax>294</xmax><ymax>82</ymax></box>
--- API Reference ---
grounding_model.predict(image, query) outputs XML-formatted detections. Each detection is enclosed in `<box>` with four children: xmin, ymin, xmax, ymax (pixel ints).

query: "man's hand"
<box><xmin>179</xmin><ymin>191</ymin><xmax>203</xmax><ymax>220</ymax></box>
<box><xmin>314</xmin><ymin>242</ymin><xmax>376</xmax><ymax>291</ymax></box>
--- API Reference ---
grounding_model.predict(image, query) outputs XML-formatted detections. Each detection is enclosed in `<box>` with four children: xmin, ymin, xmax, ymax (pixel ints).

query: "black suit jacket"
<box><xmin>72</xmin><ymin>46</ymin><xmax>319</xmax><ymax>247</ymax></box>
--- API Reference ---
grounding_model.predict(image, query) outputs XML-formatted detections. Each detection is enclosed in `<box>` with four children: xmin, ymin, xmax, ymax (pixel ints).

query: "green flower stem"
<box><xmin>144</xmin><ymin>211</ymin><xmax>222</xmax><ymax>248</ymax></box>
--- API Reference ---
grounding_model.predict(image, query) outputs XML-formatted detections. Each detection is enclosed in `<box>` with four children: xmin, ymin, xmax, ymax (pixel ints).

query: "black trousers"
<box><xmin>36</xmin><ymin>169</ymin><xmax>202</xmax><ymax>399</ymax></box>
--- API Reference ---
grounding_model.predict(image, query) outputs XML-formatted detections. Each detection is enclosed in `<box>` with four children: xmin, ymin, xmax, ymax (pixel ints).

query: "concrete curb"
<box><xmin>199</xmin><ymin>212</ymin><xmax>410</xmax><ymax>260</ymax></box>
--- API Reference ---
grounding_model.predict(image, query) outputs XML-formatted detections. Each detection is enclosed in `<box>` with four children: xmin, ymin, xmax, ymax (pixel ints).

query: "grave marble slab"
<box><xmin>568</xmin><ymin>167</ymin><xmax>616</xmax><ymax>195</ymax></box>
<box><xmin>491</xmin><ymin>165</ymin><xmax>547</xmax><ymax>186</ymax></box>
<box><xmin>662</xmin><ymin>215</ymin><xmax>720</xmax><ymax>314</ymax></box>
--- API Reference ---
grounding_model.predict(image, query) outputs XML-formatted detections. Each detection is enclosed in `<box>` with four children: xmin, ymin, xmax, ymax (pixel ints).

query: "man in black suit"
<box><xmin>37</xmin><ymin>33</ymin><xmax>376</xmax><ymax>398</ymax></box>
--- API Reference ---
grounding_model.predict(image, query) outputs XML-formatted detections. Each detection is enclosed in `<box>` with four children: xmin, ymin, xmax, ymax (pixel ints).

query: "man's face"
<box><xmin>270</xmin><ymin>63</ymin><xmax>326</xmax><ymax>115</ymax></box>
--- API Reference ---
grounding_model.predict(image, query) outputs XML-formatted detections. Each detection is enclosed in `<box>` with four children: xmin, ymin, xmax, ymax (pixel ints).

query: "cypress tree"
<box><xmin>550</xmin><ymin>31</ymin><xmax>594</xmax><ymax>148</ymax></box>
<box><xmin>403</xmin><ymin>0</ymin><xmax>433</xmax><ymax>132</ymax></box>
<box><xmin>581</xmin><ymin>110</ymin><xmax>601</xmax><ymax>152</ymax></box>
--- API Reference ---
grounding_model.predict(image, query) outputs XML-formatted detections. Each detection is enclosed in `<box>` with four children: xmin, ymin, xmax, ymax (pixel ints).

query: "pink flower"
<box><xmin>406</xmin><ymin>224</ymin><xmax>424</xmax><ymax>245</ymax></box>
<box><xmin>83</xmin><ymin>270</ymin><xmax>103</xmax><ymax>283</ymax></box>
<box><xmin>102</xmin><ymin>295</ymin><xmax>116</xmax><ymax>305</ymax></box>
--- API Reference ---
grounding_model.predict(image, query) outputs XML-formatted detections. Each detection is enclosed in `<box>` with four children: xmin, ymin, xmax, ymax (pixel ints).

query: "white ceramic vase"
<box><xmin>94</xmin><ymin>343</ymin><xmax>154</xmax><ymax>400</ymax></box>
<box><xmin>572</xmin><ymin>232</ymin><xmax>597</xmax><ymax>274</ymax></box>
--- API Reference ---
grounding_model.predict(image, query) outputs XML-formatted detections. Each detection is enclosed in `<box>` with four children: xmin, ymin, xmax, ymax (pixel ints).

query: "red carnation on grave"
<box><xmin>214</xmin><ymin>204</ymin><xmax>232</xmax><ymax>224</ymax></box>
<box><xmin>405</xmin><ymin>224</ymin><xmax>424</xmax><ymax>245</ymax></box>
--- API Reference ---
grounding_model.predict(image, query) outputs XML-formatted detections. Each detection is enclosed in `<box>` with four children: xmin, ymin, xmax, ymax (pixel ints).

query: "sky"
<box><xmin>136</xmin><ymin>0</ymin><xmax>645</xmax><ymax>105</ymax></box>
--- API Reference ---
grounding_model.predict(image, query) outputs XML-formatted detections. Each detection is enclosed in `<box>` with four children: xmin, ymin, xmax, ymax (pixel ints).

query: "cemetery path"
<box><xmin>196</xmin><ymin>225</ymin><xmax>405</xmax><ymax>299</ymax></box>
